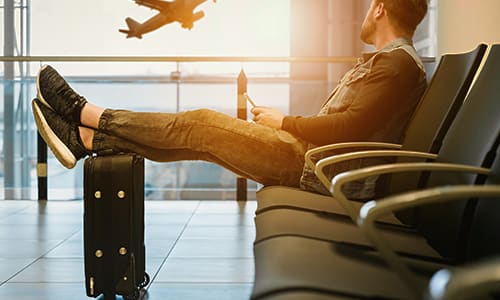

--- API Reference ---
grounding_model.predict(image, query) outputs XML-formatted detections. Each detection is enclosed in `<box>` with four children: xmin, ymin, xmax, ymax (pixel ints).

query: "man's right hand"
<box><xmin>251</xmin><ymin>106</ymin><xmax>285</xmax><ymax>130</ymax></box>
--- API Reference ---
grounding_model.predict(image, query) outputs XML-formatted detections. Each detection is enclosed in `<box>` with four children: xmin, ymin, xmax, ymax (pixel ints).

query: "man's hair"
<box><xmin>376</xmin><ymin>0</ymin><xmax>429</xmax><ymax>37</ymax></box>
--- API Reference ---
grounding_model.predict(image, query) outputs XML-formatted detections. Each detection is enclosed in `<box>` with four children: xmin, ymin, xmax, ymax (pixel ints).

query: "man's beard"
<box><xmin>360</xmin><ymin>16</ymin><xmax>376</xmax><ymax>44</ymax></box>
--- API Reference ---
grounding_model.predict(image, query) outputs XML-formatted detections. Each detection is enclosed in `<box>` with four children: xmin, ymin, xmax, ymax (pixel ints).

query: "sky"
<box><xmin>15</xmin><ymin>0</ymin><xmax>289</xmax><ymax>77</ymax></box>
<box><xmin>30</xmin><ymin>0</ymin><xmax>290</xmax><ymax>57</ymax></box>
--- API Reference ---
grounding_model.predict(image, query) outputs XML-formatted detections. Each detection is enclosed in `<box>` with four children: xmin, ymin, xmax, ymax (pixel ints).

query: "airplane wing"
<box><xmin>180</xmin><ymin>10</ymin><xmax>205</xmax><ymax>29</ymax></box>
<box><xmin>136</xmin><ymin>0</ymin><xmax>210</xmax><ymax>11</ymax></box>
<box><xmin>134</xmin><ymin>0</ymin><xmax>171</xmax><ymax>11</ymax></box>
<box><xmin>184</xmin><ymin>0</ymin><xmax>209</xmax><ymax>10</ymax></box>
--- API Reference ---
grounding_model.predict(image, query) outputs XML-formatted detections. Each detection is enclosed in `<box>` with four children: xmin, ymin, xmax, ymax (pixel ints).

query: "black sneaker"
<box><xmin>36</xmin><ymin>65</ymin><xmax>87</xmax><ymax>124</ymax></box>
<box><xmin>32</xmin><ymin>98</ymin><xmax>90</xmax><ymax>169</ymax></box>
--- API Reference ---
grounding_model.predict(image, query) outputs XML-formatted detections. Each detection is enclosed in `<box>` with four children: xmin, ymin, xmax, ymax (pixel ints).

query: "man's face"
<box><xmin>360</xmin><ymin>0</ymin><xmax>378</xmax><ymax>44</ymax></box>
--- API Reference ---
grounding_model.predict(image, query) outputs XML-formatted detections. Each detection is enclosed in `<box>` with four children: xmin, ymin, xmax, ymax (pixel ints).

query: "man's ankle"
<box><xmin>79</xmin><ymin>126</ymin><xmax>94</xmax><ymax>151</ymax></box>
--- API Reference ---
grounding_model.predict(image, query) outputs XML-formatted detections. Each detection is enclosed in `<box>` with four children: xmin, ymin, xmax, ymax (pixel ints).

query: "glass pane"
<box><xmin>1</xmin><ymin>0</ymin><xmax>438</xmax><ymax>200</ymax></box>
<box><xmin>30</xmin><ymin>0</ymin><xmax>290</xmax><ymax>57</ymax></box>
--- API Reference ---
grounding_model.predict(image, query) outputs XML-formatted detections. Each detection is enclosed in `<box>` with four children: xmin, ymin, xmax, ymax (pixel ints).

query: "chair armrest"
<box><xmin>315</xmin><ymin>150</ymin><xmax>437</xmax><ymax>191</ymax></box>
<box><xmin>427</xmin><ymin>256</ymin><xmax>500</xmax><ymax>300</ymax></box>
<box><xmin>358</xmin><ymin>185</ymin><xmax>500</xmax><ymax>296</ymax></box>
<box><xmin>304</xmin><ymin>142</ymin><xmax>402</xmax><ymax>170</ymax></box>
<box><xmin>330</xmin><ymin>161</ymin><xmax>488</xmax><ymax>221</ymax></box>
<box><xmin>312</xmin><ymin>150</ymin><xmax>438</xmax><ymax>219</ymax></box>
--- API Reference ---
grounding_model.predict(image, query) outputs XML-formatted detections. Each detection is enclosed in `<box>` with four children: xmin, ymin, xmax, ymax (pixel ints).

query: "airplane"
<box><xmin>119</xmin><ymin>0</ymin><xmax>216</xmax><ymax>39</ymax></box>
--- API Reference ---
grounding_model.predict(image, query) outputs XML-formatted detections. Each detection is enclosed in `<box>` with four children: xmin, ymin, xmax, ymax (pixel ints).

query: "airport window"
<box><xmin>1</xmin><ymin>0</ymin><xmax>437</xmax><ymax>200</ymax></box>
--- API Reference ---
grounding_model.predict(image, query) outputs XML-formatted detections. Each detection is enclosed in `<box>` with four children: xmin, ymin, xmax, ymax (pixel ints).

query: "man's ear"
<box><xmin>374</xmin><ymin>2</ymin><xmax>386</xmax><ymax>19</ymax></box>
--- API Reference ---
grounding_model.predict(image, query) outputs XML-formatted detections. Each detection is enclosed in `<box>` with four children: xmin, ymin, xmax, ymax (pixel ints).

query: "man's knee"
<box><xmin>186</xmin><ymin>108</ymin><xmax>229</xmax><ymax>124</ymax></box>
<box><xmin>192</xmin><ymin>108</ymin><xmax>215</xmax><ymax>118</ymax></box>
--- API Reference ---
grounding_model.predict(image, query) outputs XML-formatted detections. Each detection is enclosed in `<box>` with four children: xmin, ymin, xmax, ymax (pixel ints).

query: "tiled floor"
<box><xmin>0</xmin><ymin>200</ymin><xmax>256</xmax><ymax>300</ymax></box>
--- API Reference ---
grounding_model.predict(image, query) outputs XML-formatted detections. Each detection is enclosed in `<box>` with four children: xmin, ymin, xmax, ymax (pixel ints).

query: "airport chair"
<box><xmin>251</xmin><ymin>45</ymin><xmax>500</xmax><ymax>299</ymax></box>
<box><xmin>426</xmin><ymin>256</ymin><xmax>500</xmax><ymax>300</ymax></box>
<box><xmin>255</xmin><ymin>44</ymin><xmax>487</xmax><ymax>219</ymax></box>
<box><xmin>253</xmin><ymin>44</ymin><xmax>495</xmax><ymax>252</ymax></box>
<box><xmin>252</xmin><ymin>185</ymin><xmax>500</xmax><ymax>300</ymax></box>
<box><xmin>254</xmin><ymin>130</ymin><xmax>500</xmax><ymax>298</ymax></box>
<box><xmin>253</xmin><ymin>44</ymin><xmax>499</xmax><ymax>250</ymax></box>
<box><xmin>252</xmin><ymin>257</ymin><xmax>500</xmax><ymax>300</ymax></box>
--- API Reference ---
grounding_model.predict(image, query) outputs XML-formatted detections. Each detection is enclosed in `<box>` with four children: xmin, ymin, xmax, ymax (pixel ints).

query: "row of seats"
<box><xmin>250</xmin><ymin>44</ymin><xmax>500</xmax><ymax>300</ymax></box>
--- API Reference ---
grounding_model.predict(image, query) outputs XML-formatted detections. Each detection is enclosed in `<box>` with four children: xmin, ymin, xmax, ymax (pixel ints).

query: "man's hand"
<box><xmin>251</xmin><ymin>106</ymin><xmax>285</xmax><ymax>129</ymax></box>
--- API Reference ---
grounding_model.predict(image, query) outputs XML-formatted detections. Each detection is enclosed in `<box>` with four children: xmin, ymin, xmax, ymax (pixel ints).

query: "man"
<box><xmin>32</xmin><ymin>0</ymin><xmax>428</xmax><ymax>198</ymax></box>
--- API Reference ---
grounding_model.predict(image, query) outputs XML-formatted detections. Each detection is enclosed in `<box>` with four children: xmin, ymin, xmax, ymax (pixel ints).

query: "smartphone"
<box><xmin>244</xmin><ymin>93</ymin><xmax>257</xmax><ymax>108</ymax></box>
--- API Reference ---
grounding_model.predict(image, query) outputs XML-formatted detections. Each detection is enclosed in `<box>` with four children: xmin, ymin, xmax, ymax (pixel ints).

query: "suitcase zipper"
<box><xmin>89</xmin><ymin>276</ymin><xmax>95</xmax><ymax>296</ymax></box>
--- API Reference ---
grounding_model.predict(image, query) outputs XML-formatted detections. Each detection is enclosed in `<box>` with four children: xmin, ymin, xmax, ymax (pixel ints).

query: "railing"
<box><xmin>1</xmin><ymin>56</ymin><xmax>360</xmax><ymax>63</ymax></box>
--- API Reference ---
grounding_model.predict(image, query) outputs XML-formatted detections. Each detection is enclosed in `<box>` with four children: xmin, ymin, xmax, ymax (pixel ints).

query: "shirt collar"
<box><xmin>362</xmin><ymin>37</ymin><xmax>414</xmax><ymax>61</ymax></box>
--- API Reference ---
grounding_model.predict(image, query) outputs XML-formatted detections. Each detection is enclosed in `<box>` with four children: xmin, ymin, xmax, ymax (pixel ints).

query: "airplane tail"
<box><xmin>119</xmin><ymin>17</ymin><xmax>143</xmax><ymax>39</ymax></box>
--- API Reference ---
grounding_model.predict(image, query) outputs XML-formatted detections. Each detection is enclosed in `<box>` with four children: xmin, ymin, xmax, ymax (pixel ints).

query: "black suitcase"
<box><xmin>83</xmin><ymin>154</ymin><xmax>149</xmax><ymax>300</ymax></box>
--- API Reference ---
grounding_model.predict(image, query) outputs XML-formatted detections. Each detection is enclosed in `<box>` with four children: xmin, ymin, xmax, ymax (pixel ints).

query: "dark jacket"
<box><xmin>282</xmin><ymin>38</ymin><xmax>427</xmax><ymax>198</ymax></box>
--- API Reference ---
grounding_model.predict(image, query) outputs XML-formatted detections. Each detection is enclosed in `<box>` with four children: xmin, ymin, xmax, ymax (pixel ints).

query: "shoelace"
<box><xmin>54</xmin><ymin>81</ymin><xmax>86</xmax><ymax>119</ymax></box>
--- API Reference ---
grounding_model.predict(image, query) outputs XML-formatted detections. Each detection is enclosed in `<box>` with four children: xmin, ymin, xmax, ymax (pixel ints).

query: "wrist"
<box><xmin>281</xmin><ymin>116</ymin><xmax>291</xmax><ymax>130</ymax></box>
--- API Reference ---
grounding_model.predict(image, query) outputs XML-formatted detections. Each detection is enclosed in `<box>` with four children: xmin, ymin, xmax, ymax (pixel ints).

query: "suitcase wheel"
<box><xmin>139</xmin><ymin>272</ymin><xmax>150</xmax><ymax>289</ymax></box>
<box><xmin>124</xmin><ymin>273</ymin><xmax>149</xmax><ymax>300</ymax></box>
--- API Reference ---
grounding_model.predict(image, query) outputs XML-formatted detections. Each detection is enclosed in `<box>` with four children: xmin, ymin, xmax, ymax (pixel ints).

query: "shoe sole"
<box><xmin>36</xmin><ymin>64</ymin><xmax>54</xmax><ymax>110</ymax></box>
<box><xmin>32</xmin><ymin>99</ymin><xmax>77</xmax><ymax>169</ymax></box>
